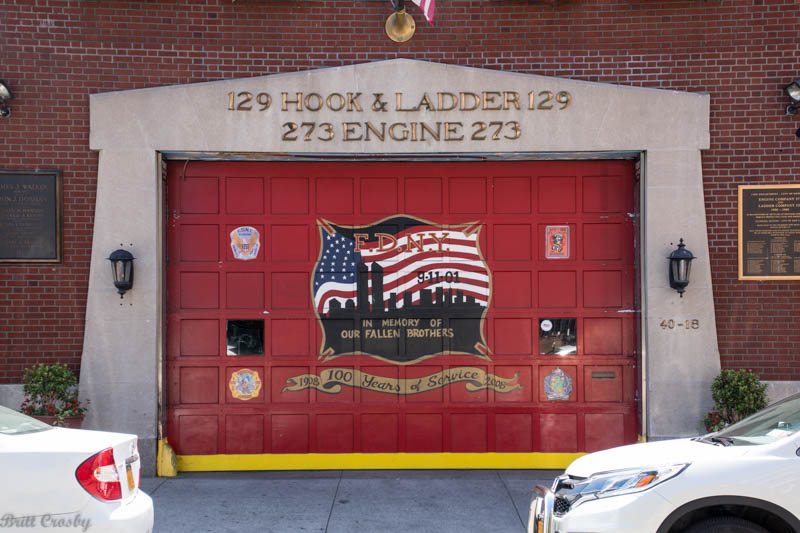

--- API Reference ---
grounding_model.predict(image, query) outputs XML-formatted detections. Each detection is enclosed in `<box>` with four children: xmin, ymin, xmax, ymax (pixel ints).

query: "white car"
<box><xmin>0</xmin><ymin>406</ymin><xmax>154</xmax><ymax>532</ymax></box>
<box><xmin>529</xmin><ymin>392</ymin><xmax>800</xmax><ymax>533</ymax></box>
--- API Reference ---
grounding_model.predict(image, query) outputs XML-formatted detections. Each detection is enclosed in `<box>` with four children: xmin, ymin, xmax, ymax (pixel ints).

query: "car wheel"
<box><xmin>684</xmin><ymin>517</ymin><xmax>769</xmax><ymax>533</ymax></box>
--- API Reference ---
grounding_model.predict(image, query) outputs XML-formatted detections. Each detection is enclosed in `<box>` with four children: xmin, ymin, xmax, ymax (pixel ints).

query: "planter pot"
<box><xmin>31</xmin><ymin>415</ymin><xmax>84</xmax><ymax>429</ymax></box>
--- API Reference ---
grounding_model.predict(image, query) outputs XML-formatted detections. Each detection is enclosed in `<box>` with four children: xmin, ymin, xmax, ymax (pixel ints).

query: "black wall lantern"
<box><xmin>0</xmin><ymin>80</ymin><xmax>12</xmax><ymax>118</ymax></box>
<box><xmin>785</xmin><ymin>78</ymin><xmax>800</xmax><ymax>115</ymax></box>
<box><xmin>668</xmin><ymin>239</ymin><xmax>695</xmax><ymax>297</ymax></box>
<box><xmin>108</xmin><ymin>249</ymin><xmax>135</xmax><ymax>298</ymax></box>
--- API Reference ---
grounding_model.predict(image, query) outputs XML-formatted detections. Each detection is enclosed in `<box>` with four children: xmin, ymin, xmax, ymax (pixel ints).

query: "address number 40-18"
<box><xmin>660</xmin><ymin>319</ymin><xmax>700</xmax><ymax>330</ymax></box>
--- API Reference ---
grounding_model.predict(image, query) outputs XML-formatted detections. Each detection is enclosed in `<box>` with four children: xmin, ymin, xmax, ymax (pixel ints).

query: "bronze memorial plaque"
<box><xmin>738</xmin><ymin>184</ymin><xmax>800</xmax><ymax>280</ymax></box>
<box><xmin>0</xmin><ymin>170</ymin><xmax>62</xmax><ymax>263</ymax></box>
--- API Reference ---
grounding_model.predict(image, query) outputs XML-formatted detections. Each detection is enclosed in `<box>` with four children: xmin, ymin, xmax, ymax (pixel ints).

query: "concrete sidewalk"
<box><xmin>141</xmin><ymin>470</ymin><xmax>560</xmax><ymax>533</ymax></box>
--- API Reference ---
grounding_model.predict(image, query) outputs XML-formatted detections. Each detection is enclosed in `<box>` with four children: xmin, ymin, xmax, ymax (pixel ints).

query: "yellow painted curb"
<box><xmin>177</xmin><ymin>452</ymin><xmax>584</xmax><ymax>471</ymax></box>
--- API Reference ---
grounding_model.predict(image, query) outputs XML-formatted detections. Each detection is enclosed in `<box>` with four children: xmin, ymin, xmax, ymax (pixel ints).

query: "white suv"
<box><xmin>529</xmin><ymin>393</ymin><xmax>800</xmax><ymax>533</ymax></box>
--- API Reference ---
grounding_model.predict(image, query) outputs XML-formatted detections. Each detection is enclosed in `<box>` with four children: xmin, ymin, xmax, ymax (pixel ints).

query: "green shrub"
<box><xmin>20</xmin><ymin>363</ymin><xmax>87</xmax><ymax>426</ymax></box>
<box><xmin>703</xmin><ymin>369</ymin><xmax>767</xmax><ymax>433</ymax></box>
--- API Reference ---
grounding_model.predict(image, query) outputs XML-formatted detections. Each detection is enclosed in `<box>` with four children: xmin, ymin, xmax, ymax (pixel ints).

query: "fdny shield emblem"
<box><xmin>230</xmin><ymin>226</ymin><xmax>260</xmax><ymax>260</ymax></box>
<box><xmin>229</xmin><ymin>369</ymin><xmax>262</xmax><ymax>400</ymax></box>
<box><xmin>312</xmin><ymin>216</ymin><xmax>491</xmax><ymax>364</ymax></box>
<box><xmin>544</xmin><ymin>367</ymin><xmax>572</xmax><ymax>401</ymax></box>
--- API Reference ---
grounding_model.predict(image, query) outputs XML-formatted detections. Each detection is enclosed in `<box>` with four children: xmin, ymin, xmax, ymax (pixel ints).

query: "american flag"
<box><xmin>411</xmin><ymin>0</ymin><xmax>435</xmax><ymax>25</ymax></box>
<box><xmin>314</xmin><ymin>220</ymin><xmax>489</xmax><ymax>315</ymax></box>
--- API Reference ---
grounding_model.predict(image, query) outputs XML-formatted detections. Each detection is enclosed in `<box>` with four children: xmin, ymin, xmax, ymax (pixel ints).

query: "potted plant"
<box><xmin>703</xmin><ymin>368</ymin><xmax>767</xmax><ymax>433</ymax></box>
<box><xmin>20</xmin><ymin>363</ymin><xmax>88</xmax><ymax>428</ymax></box>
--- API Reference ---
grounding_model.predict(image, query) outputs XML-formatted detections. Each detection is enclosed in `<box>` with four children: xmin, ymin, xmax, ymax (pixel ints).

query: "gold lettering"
<box><xmin>417</xmin><ymin>93</ymin><xmax>435</xmax><ymax>111</ymax></box>
<box><xmin>389</xmin><ymin>122</ymin><xmax>409</xmax><ymax>141</ymax></box>
<box><xmin>420</xmin><ymin>122</ymin><xmax>441</xmax><ymax>141</ymax></box>
<box><xmin>444</xmin><ymin>122</ymin><xmax>464</xmax><ymax>141</ymax></box>
<box><xmin>460</xmin><ymin>92</ymin><xmax>480</xmax><ymax>111</ymax></box>
<box><xmin>504</xmin><ymin>91</ymin><xmax>520</xmax><ymax>110</ymax></box>
<box><xmin>347</xmin><ymin>92</ymin><xmax>363</xmax><ymax>112</ymax></box>
<box><xmin>482</xmin><ymin>91</ymin><xmax>502</xmax><ymax>110</ymax></box>
<box><xmin>437</xmin><ymin>92</ymin><xmax>458</xmax><ymax>111</ymax></box>
<box><xmin>410</xmin><ymin>122</ymin><xmax>418</xmax><ymax>142</ymax></box>
<box><xmin>282</xmin><ymin>92</ymin><xmax>303</xmax><ymax>111</ymax></box>
<box><xmin>396</xmin><ymin>93</ymin><xmax>417</xmax><ymax>112</ymax></box>
<box><xmin>304</xmin><ymin>93</ymin><xmax>323</xmax><ymax>111</ymax></box>
<box><xmin>343</xmin><ymin>122</ymin><xmax>362</xmax><ymax>141</ymax></box>
<box><xmin>326</xmin><ymin>93</ymin><xmax>345</xmax><ymax>111</ymax></box>
<box><xmin>365</xmin><ymin>122</ymin><xmax>386</xmax><ymax>142</ymax></box>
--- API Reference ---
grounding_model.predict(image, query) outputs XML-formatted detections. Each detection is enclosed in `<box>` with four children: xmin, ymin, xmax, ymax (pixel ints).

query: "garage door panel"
<box><xmin>271</xmin><ymin>225</ymin><xmax>309</xmax><ymax>262</ymax></box>
<box><xmin>582</xmin><ymin>175</ymin><xmax>625</xmax><ymax>213</ymax></box>
<box><xmin>538</xmin><ymin>271</ymin><xmax>577</xmax><ymax>308</ymax></box>
<box><xmin>493</xmin><ymin>176</ymin><xmax>532</xmax><ymax>215</ymax></box>
<box><xmin>539</xmin><ymin>413</ymin><xmax>577</xmax><ymax>452</ymax></box>
<box><xmin>406</xmin><ymin>413</ymin><xmax>443</xmax><ymax>452</ymax></box>
<box><xmin>178</xmin><ymin>414</ymin><xmax>219</xmax><ymax>455</ymax></box>
<box><xmin>493</xmin><ymin>224</ymin><xmax>532</xmax><ymax>261</ymax></box>
<box><xmin>584</xmin><ymin>317</ymin><xmax>623</xmax><ymax>355</ymax></box>
<box><xmin>316</xmin><ymin>177</ymin><xmax>354</xmax><ymax>214</ymax></box>
<box><xmin>584</xmin><ymin>271</ymin><xmax>622</xmax><ymax>308</ymax></box>
<box><xmin>494</xmin><ymin>318</ymin><xmax>533</xmax><ymax>355</ymax></box>
<box><xmin>404</xmin><ymin>177</ymin><xmax>443</xmax><ymax>214</ymax></box>
<box><xmin>180</xmin><ymin>272</ymin><xmax>219</xmax><ymax>309</ymax></box>
<box><xmin>226</xmin><ymin>272</ymin><xmax>265</xmax><ymax>309</ymax></box>
<box><xmin>178</xmin><ymin>319</ymin><xmax>219</xmax><ymax>357</ymax></box>
<box><xmin>361</xmin><ymin>414</ymin><xmax>399</xmax><ymax>452</ymax></box>
<box><xmin>316</xmin><ymin>414</ymin><xmax>354</xmax><ymax>453</ymax></box>
<box><xmin>180</xmin><ymin>225</ymin><xmax>219</xmax><ymax>262</ymax></box>
<box><xmin>271</xmin><ymin>414</ymin><xmax>309</xmax><ymax>453</ymax></box>
<box><xmin>585</xmin><ymin>413</ymin><xmax>625</xmax><ymax>452</ymax></box>
<box><xmin>538</xmin><ymin>176</ymin><xmax>576</xmax><ymax>214</ymax></box>
<box><xmin>167</xmin><ymin>160</ymin><xmax>638</xmax><ymax>463</ymax></box>
<box><xmin>271</xmin><ymin>272</ymin><xmax>310</xmax><ymax>309</ymax></box>
<box><xmin>495</xmin><ymin>414</ymin><xmax>533</xmax><ymax>452</ymax></box>
<box><xmin>271</xmin><ymin>319</ymin><xmax>311</xmax><ymax>356</ymax></box>
<box><xmin>449</xmin><ymin>177</ymin><xmax>487</xmax><ymax>214</ymax></box>
<box><xmin>271</xmin><ymin>177</ymin><xmax>309</xmax><ymax>214</ymax></box>
<box><xmin>360</xmin><ymin>177</ymin><xmax>398</xmax><ymax>214</ymax></box>
<box><xmin>451</xmin><ymin>413</ymin><xmax>488</xmax><ymax>452</ymax></box>
<box><xmin>181</xmin><ymin>176</ymin><xmax>219</xmax><ymax>214</ymax></box>
<box><xmin>180</xmin><ymin>367</ymin><xmax>220</xmax><ymax>404</ymax></box>
<box><xmin>225</xmin><ymin>414</ymin><xmax>265</xmax><ymax>454</ymax></box>
<box><xmin>226</xmin><ymin>177</ymin><xmax>265</xmax><ymax>215</ymax></box>
<box><xmin>493</xmin><ymin>271</ymin><xmax>532</xmax><ymax>309</ymax></box>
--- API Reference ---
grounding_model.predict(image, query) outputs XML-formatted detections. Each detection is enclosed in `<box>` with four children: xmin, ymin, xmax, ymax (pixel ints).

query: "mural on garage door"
<box><xmin>280</xmin><ymin>215</ymin><xmax>521</xmax><ymax>397</ymax></box>
<box><xmin>167</xmin><ymin>160</ymin><xmax>637</xmax><ymax>457</ymax></box>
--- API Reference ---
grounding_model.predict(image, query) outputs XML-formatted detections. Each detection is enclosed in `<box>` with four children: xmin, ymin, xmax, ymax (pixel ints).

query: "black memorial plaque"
<box><xmin>0</xmin><ymin>170</ymin><xmax>62</xmax><ymax>262</ymax></box>
<box><xmin>738</xmin><ymin>184</ymin><xmax>800</xmax><ymax>280</ymax></box>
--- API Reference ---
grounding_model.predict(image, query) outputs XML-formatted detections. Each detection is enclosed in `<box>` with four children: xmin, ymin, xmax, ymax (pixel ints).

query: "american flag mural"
<box><xmin>313</xmin><ymin>216</ymin><xmax>491</xmax><ymax>363</ymax></box>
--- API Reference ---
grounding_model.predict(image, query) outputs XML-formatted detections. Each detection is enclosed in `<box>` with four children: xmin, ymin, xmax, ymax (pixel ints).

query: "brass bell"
<box><xmin>385</xmin><ymin>1</ymin><xmax>415</xmax><ymax>43</ymax></box>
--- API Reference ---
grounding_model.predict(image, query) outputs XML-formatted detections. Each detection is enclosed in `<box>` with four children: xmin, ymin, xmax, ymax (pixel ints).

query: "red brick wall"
<box><xmin>1</xmin><ymin>0</ymin><xmax>798</xmax><ymax>383</ymax></box>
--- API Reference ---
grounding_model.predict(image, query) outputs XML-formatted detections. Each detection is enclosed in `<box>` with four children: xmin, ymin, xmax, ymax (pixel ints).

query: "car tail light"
<box><xmin>76</xmin><ymin>447</ymin><xmax>122</xmax><ymax>501</ymax></box>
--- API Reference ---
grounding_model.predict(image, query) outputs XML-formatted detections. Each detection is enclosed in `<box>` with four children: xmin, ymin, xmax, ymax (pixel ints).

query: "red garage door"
<box><xmin>166</xmin><ymin>160</ymin><xmax>638</xmax><ymax>469</ymax></box>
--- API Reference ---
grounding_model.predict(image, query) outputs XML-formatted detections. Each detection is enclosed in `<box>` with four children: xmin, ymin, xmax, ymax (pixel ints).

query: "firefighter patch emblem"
<box><xmin>230</xmin><ymin>226</ymin><xmax>260</xmax><ymax>261</ymax></box>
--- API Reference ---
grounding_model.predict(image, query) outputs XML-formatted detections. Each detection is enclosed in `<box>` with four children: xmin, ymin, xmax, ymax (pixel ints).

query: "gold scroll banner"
<box><xmin>282</xmin><ymin>367</ymin><xmax>523</xmax><ymax>396</ymax></box>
